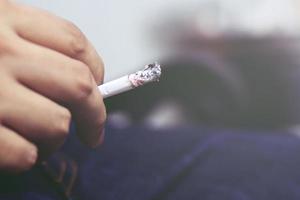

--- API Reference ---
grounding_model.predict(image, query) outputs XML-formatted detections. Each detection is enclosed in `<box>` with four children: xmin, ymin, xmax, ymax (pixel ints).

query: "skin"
<box><xmin>0</xmin><ymin>0</ymin><xmax>106</xmax><ymax>173</ymax></box>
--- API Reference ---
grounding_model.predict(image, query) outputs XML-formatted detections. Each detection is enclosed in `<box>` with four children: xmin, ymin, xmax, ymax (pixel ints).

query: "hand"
<box><xmin>0</xmin><ymin>0</ymin><xmax>106</xmax><ymax>173</ymax></box>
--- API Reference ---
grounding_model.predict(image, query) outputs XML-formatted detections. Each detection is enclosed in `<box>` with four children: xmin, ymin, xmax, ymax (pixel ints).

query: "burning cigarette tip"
<box><xmin>129</xmin><ymin>62</ymin><xmax>162</xmax><ymax>87</ymax></box>
<box><xmin>98</xmin><ymin>62</ymin><xmax>162</xmax><ymax>99</ymax></box>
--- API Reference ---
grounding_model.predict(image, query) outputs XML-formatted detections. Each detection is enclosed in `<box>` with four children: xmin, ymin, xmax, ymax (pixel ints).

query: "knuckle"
<box><xmin>0</xmin><ymin>37</ymin><xmax>17</xmax><ymax>56</ymax></box>
<box><xmin>52</xmin><ymin>108</ymin><xmax>71</xmax><ymax>138</ymax></box>
<box><xmin>64</xmin><ymin>21</ymin><xmax>88</xmax><ymax>57</ymax></box>
<box><xmin>73</xmin><ymin>63</ymin><xmax>94</xmax><ymax>100</ymax></box>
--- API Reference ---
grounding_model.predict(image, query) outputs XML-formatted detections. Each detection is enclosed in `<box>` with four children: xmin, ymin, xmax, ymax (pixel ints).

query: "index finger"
<box><xmin>12</xmin><ymin>2</ymin><xmax>104</xmax><ymax>84</ymax></box>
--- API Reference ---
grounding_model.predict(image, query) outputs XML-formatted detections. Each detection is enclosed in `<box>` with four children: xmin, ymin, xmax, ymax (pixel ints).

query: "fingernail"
<box><xmin>90</xmin><ymin>129</ymin><xmax>105</xmax><ymax>148</ymax></box>
<box><xmin>28</xmin><ymin>148</ymin><xmax>38</xmax><ymax>164</ymax></box>
<box><xmin>98</xmin><ymin>128</ymin><xmax>105</xmax><ymax>146</ymax></box>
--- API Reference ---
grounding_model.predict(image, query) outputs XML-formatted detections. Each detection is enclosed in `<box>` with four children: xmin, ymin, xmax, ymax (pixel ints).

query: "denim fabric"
<box><xmin>1</xmin><ymin>126</ymin><xmax>300</xmax><ymax>200</ymax></box>
<box><xmin>0</xmin><ymin>165</ymin><xmax>66</xmax><ymax>200</ymax></box>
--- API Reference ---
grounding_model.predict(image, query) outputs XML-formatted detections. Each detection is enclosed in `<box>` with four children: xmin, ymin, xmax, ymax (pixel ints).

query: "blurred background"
<box><xmin>17</xmin><ymin>0</ymin><xmax>300</xmax><ymax>131</ymax></box>
<box><xmin>18</xmin><ymin>0</ymin><xmax>300</xmax><ymax>78</ymax></box>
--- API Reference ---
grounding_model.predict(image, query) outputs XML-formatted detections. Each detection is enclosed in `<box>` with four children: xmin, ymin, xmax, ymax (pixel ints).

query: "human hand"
<box><xmin>0</xmin><ymin>0</ymin><xmax>106</xmax><ymax>173</ymax></box>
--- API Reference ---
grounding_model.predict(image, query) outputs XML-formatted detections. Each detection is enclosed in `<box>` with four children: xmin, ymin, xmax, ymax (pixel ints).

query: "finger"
<box><xmin>11</xmin><ymin>39</ymin><xmax>106</xmax><ymax>147</ymax></box>
<box><xmin>72</xmin><ymin>86</ymin><xmax>106</xmax><ymax>148</ymax></box>
<box><xmin>0</xmin><ymin>126</ymin><xmax>37</xmax><ymax>173</ymax></box>
<box><xmin>12</xmin><ymin>3</ymin><xmax>104</xmax><ymax>84</ymax></box>
<box><xmin>1</xmin><ymin>80</ymin><xmax>71</xmax><ymax>158</ymax></box>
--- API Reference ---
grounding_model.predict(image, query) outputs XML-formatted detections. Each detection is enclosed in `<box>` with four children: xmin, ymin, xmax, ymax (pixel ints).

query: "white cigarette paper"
<box><xmin>98</xmin><ymin>62</ymin><xmax>161</xmax><ymax>98</ymax></box>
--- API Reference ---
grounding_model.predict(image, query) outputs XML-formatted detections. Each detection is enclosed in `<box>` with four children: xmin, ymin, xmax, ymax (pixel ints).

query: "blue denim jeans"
<box><xmin>1</xmin><ymin>125</ymin><xmax>300</xmax><ymax>200</ymax></box>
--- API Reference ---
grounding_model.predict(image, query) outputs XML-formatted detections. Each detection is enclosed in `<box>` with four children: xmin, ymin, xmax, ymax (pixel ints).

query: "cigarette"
<box><xmin>98</xmin><ymin>62</ymin><xmax>162</xmax><ymax>98</ymax></box>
